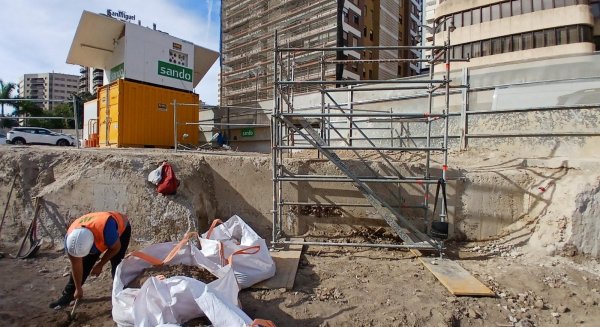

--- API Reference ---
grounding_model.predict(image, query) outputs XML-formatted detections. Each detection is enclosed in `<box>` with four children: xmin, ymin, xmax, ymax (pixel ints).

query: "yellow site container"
<box><xmin>97</xmin><ymin>79</ymin><xmax>199</xmax><ymax>148</ymax></box>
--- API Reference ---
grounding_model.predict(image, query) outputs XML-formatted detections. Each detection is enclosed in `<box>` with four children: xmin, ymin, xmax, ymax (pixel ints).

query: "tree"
<box><xmin>0</xmin><ymin>79</ymin><xmax>17</xmax><ymax>127</ymax></box>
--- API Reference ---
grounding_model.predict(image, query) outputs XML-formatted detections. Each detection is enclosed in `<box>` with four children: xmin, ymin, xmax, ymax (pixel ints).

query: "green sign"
<box><xmin>109</xmin><ymin>63</ymin><xmax>124</xmax><ymax>82</ymax></box>
<box><xmin>158</xmin><ymin>60</ymin><xmax>192</xmax><ymax>82</ymax></box>
<box><xmin>241</xmin><ymin>128</ymin><xmax>255</xmax><ymax>137</ymax></box>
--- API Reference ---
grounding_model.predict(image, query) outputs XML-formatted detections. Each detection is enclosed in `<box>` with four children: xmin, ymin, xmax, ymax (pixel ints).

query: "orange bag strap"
<box><xmin>129</xmin><ymin>251</ymin><xmax>163</xmax><ymax>266</ymax></box>
<box><xmin>225</xmin><ymin>245</ymin><xmax>261</xmax><ymax>265</ymax></box>
<box><xmin>129</xmin><ymin>232</ymin><xmax>200</xmax><ymax>266</ymax></box>
<box><xmin>251</xmin><ymin>319</ymin><xmax>276</xmax><ymax>327</ymax></box>
<box><xmin>205</xmin><ymin>219</ymin><xmax>223</xmax><ymax>239</ymax></box>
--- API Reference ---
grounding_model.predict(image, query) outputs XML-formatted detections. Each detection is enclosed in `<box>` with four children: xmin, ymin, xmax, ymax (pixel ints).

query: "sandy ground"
<box><xmin>1</xmin><ymin>146</ymin><xmax>599</xmax><ymax>326</ymax></box>
<box><xmin>1</xmin><ymin>237</ymin><xmax>599</xmax><ymax>327</ymax></box>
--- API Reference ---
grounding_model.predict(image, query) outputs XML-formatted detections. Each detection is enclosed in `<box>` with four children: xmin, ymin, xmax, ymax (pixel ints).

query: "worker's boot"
<box><xmin>49</xmin><ymin>292</ymin><xmax>74</xmax><ymax>309</ymax></box>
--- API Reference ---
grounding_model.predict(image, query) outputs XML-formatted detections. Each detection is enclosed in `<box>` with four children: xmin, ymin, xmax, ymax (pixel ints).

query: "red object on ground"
<box><xmin>157</xmin><ymin>162</ymin><xmax>179</xmax><ymax>195</ymax></box>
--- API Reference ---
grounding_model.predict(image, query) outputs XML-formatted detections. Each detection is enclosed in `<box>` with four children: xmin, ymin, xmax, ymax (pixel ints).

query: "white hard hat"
<box><xmin>66</xmin><ymin>228</ymin><xmax>94</xmax><ymax>257</ymax></box>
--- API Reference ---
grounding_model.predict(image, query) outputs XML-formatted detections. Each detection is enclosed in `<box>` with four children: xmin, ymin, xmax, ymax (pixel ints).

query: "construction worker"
<box><xmin>49</xmin><ymin>211</ymin><xmax>131</xmax><ymax>309</ymax></box>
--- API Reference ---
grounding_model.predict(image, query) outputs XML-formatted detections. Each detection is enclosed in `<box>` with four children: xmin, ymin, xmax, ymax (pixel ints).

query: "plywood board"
<box><xmin>418</xmin><ymin>257</ymin><xmax>495</xmax><ymax>297</ymax></box>
<box><xmin>252</xmin><ymin>239</ymin><xmax>303</xmax><ymax>290</ymax></box>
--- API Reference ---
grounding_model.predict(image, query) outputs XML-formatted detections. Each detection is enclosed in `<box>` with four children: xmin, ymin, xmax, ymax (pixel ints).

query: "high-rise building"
<box><xmin>433</xmin><ymin>0</ymin><xmax>599</xmax><ymax>69</ymax></box>
<box><xmin>78</xmin><ymin>67</ymin><xmax>104</xmax><ymax>95</ymax></box>
<box><xmin>18</xmin><ymin>73</ymin><xmax>79</xmax><ymax>110</ymax></box>
<box><xmin>220</xmin><ymin>0</ymin><xmax>422</xmax><ymax>107</ymax></box>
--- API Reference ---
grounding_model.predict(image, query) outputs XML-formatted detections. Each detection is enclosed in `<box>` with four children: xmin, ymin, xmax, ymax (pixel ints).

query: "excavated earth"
<box><xmin>0</xmin><ymin>146</ymin><xmax>599</xmax><ymax>327</ymax></box>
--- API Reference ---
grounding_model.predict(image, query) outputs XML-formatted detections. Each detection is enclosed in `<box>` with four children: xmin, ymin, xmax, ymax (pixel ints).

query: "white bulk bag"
<box><xmin>200</xmin><ymin>215</ymin><xmax>276</xmax><ymax>288</ymax></box>
<box><xmin>112</xmin><ymin>233</ymin><xmax>254</xmax><ymax>327</ymax></box>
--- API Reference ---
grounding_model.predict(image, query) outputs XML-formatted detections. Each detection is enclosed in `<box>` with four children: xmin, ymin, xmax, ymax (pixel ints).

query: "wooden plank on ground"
<box><xmin>252</xmin><ymin>238</ymin><xmax>303</xmax><ymax>290</ymax></box>
<box><xmin>418</xmin><ymin>257</ymin><xmax>495</xmax><ymax>297</ymax></box>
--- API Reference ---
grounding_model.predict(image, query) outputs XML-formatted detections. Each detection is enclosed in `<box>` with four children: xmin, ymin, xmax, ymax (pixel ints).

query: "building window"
<box><xmin>482</xmin><ymin>39</ymin><xmax>492</xmax><ymax>56</ymax></box>
<box><xmin>454</xmin><ymin>12</ymin><xmax>462</xmax><ymax>27</ymax></box>
<box><xmin>463</xmin><ymin>43</ymin><xmax>472</xmax><ymax>58</ymax></box>
<box><xmin>512</xmin><ymin>34</ymin><xmax>523</xmax><ymax>51</ymax></box>
<box><xmin>472</xmin><ymin>41</ymin><xmax>482</xmax><ymax>57</ymax></box>
<box><xmin>481</xmin><ymin>6</ymin><xmax>491</xmax><ymax>22</ymax></box>
<box><xmin>354</xmin><ymin>14</ymin><xmax>359</xmax><ymax>24</ymax></box>
<box><xmin>472</xmin><ymin>7</ymin><xmax>481</xmax><ymax>24</ymax></box>
<box><xmin>534</xmin><ymin>30</ymin><xmax>545</xmax><ymax>47</ymax></box>
<box><xmin>502</xmin><ymin>35</ymin><xmax>512</xmax><ymax>52</ymax></box>
<box><xmin>364</xmin><ymin>27</ymin><xmax>367</xmax><ymax>37</ymax></box>
<box><xmin>523</xmin><ymin>0</ymin><xmax>533</xmax><ymax>13</ymax></box>
<box><xmin>580</xmin><ymin>25</ymin><xmax>592</xmax><ymax>42</ymax></box>
<box><xmin>491</xmin><ymin>37</ymin><xmax>503</xmax><ymax>54</ymax></box>
<box><xmin>557</xmin><ymin>27</ymin><xmax>568</xmax><ymax>44</ymax></box>
<box><xmin>533</xmin><ymin>0</ymin><xmax>543</xmax><ymax>11</ymax></box>
<box><xmin>492</xmin><ymin>4</ymin><xmax>501</xmax><ymax>20</ymax></box>
<box><xmin>523</xmin><ymin>32</ymin><xmax>534</xmax><ymax>49</ymax></box>
<box><xmin>567</xmin><ymin>25</ymin><xmax>579</xmax><ymax>43</ymax></box>
<box><xmin>543</xmin><ymin>0</ymin><xmax>554</xmax><ymax>9</ymax></box>
<box><xmin>512</xmin><ymin>0</ymin><xmax>522</xmax><ymax>15</ymax></box>
<box><xmin>368</xmin><ymin>69</ymin><xmax>373</xmax><ymax>79</ymax></box>
<box><xmin>463</xmin><ymin>10</ymin><xmax>472</xmax><ymax>26</ymax></box>
<box><xmin>546</xmin><ymin>29</ymin><xmax>557</xmax><ymax>46</ymax></box>
<box><xmin>369</xmin><ymin>30</ymin><xmax>373</xmax><ymax>41</ymax></box>
<box><xmin>452</xmin><ymin>45</ymin><xmax>462</xmax><ymax>58</ymax></box>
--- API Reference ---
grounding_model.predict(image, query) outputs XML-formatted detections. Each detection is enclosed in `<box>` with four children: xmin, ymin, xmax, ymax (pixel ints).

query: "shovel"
<box><xmin>16</xmin><ymin>198</ymin><xmax>43</xmax><ymax>259</ymax></box>
<box><xmin>69</xmin><ymin>299</ymin><xmax>79</xmax><ymax>321</ymax></box>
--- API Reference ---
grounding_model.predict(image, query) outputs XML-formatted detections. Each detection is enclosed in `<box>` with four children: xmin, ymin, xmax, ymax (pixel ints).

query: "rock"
<box><xmin>38</xmin><ymin>268</ymin><xmax>49</xmax><ymax>273</ymax></box>
<box><xmin>551</xmin><ymin>312</ymin><xmax>560</xmax><ymax>318</ymax></box>
<box><xmin>534</xmin><ymin>300</ymin><xmax>545</xmax><ymax>309</ymax></box>
<box><xmin>467</xmin><ymin>308</ymin><xmax>480</xmax><ymax>319</ymax></box>
<box><xmin>499</xmin><ymin>292</ymin><xmax>507</xmax><ymax>298</ymax></box>
<box><xmin>515</xmin><ymin>319</ymin><xmax>535</xmax><ymax>327</ymax></box>
<box><xmin>62</xmin><ymin>272</ymin><xmax>70</xmax><ymax>277</ymax></box>
<box><xmin>508</xmin><ymin>315</ymin><xmax>517</xmax><ymax>323</ymax></box>
<box><xmin>556</xmin><ymin>305</ymin><xmax>569</xmax><ymax>313</ymax></box>
<box><xmin>518</xmin><ymin>293</ymin><xmax>528</xmax><ymax>302</ymax></box>
<box><xmin>447</xmin><ymin>296</ymin><xmax>458</xmax><ymax>304</ymax></box>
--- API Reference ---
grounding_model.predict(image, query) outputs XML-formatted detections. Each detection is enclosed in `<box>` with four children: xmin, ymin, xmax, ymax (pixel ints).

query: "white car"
<box><xmin>7</xmin><ymin>127</ymin><xmax>76</xmax><ymax>146</ymax></box>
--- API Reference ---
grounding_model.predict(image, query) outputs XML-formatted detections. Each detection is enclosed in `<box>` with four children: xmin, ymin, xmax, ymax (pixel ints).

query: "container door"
<box><xmin>98</xmin><ymin>82</ymin><xmax>121</xmax><ymax>146</ymax></box>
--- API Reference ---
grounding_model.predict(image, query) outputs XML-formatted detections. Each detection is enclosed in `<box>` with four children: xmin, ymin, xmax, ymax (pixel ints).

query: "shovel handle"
<box><xmin>70</xmin><ymin>299</ymin><xmax>79</xmax><ymax>317</ymax></box>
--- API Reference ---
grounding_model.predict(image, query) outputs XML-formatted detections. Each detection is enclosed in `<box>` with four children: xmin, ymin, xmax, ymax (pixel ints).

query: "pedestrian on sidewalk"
<box><xmin>49</xmin><ymin>211</ymin><xmax>131</xmax><ymax>309</ymax></box>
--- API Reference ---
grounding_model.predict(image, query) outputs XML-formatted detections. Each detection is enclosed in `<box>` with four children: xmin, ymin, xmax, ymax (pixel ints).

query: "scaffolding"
<box><xmin>221</xmin><ymin>0</ymin><xmax>338</xmax><ymax>107</ymax></box>
<box><xmin>271</xmin><ymin>23</ymin><xmax>466</xmax><ymax>254</ymax></box>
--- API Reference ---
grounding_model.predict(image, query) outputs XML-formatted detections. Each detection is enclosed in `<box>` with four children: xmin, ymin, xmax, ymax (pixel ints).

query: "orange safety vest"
<box><xmin>67</xmin><ymin>211</ymin><xmax>128</xmax><ymax>253</ymax></box>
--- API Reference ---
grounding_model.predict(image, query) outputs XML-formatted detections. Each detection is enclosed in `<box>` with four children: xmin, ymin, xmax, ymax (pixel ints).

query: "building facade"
<box><xmin>18</xmin><ymin>73</ymin><xmax>79</xmax><ymax>110</ymax></box>
<box><xmin>220</xmin><ymin>0</ymin><xmax>422</xmax><ymax>107</ymax></box>
<box><xmin>433</xmin><ymin>0</ymin><xmax>599</xmax><ymax>69</ymax></box>
<box><xmin>78</xmin><ymin>67</ymin><xmax>104</xmax><ymax>95</ymax></box>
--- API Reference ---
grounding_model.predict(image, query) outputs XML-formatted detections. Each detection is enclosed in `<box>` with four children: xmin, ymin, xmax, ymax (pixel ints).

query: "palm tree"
<box><xmin>0</xmin><ymin>79</ymin><xmax>17</xmax><ymax>117</ymax></box>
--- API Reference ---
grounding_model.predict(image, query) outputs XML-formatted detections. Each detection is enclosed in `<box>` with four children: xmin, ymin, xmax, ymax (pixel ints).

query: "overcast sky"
<box><xmin>0</xmin><ymin>0</ymin><xmax>220</xmax><ymax>107</ymax></box>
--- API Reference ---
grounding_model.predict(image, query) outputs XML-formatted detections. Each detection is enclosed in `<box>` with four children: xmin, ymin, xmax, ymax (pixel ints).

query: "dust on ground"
<box><xmin>1</xmin><ymin>235</ymin><xmax>599</xmax><ymax>327</ymax></box>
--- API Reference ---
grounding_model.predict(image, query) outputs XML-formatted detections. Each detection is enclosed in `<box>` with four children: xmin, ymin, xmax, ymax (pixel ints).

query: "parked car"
<box><xmin>6</xmin><ymin>127</ymin><xmax>76</xmax><ymax>146</ymax></box>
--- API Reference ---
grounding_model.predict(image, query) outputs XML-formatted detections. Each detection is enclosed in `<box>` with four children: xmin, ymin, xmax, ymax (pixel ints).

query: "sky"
<box><xmin>0</xmin><ymin>0</ymin><xmax>220</xmax><ymax>107</ymax></box>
